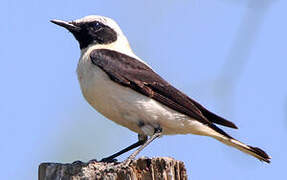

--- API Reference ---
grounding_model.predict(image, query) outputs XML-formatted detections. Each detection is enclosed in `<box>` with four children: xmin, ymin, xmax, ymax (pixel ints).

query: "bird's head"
<box><xmin>51</xmin><ymin>15</ymin><xmax>128</xmax><ymax>50</ymax></box>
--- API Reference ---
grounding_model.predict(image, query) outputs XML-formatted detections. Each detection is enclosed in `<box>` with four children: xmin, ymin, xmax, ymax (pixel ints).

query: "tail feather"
<box><xmin>194</xmin><ymin>118</ymin><xmax>271</xmax><ymax>163</ymax></box>
<box><xmin>216</xmin><ymin>137</ymin><xmax>271</xmax><ymax>163</ymax></box>
<box><xmin>191</xmin><ymin>99</ymin><xmax>238</xmax><ymax>129</ymax></box>
<box><xmin>247</xmin><ymin>145</ymin><xmax>271</xmax><ymax>163</ymax></box>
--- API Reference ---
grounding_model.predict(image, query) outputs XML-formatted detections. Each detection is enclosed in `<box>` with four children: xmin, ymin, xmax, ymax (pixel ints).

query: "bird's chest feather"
<box><xmin>76</xmin><ymin>55</ymin><xmax>152</xmax><ymax>133</ymax></box>
<box><xmin>76</xmin><ymin>54</ymin><xmax>194</xmax><ymax>136</ymax></box>
<box><xmin>77</xmin><ymin>56</ymin><xmax>123</xmax><ymax>118</ymax></box>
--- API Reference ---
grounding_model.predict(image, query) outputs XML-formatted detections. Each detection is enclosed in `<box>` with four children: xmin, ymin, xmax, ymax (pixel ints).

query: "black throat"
<box><xmin>71</xmin><ymin>21</ymin><xmax>118</xmax><ymax>49</ymax></box>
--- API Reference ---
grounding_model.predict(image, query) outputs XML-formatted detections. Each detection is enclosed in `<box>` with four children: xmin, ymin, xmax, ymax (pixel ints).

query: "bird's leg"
<box><xmin>100</xmin><ymin>134</ymin><xmax>148</xmax><ymax>162</ymax></box>
<box><xmin>122</xmin><ymin>127</ymin><xmax>162</xmax><ymax>166</ymax></box>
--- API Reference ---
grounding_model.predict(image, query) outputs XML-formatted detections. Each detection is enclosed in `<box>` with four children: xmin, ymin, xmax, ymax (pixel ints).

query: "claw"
<box><xmin>100</xmin><ymin>158</ymin><xmax>118</xmax><ymax>163</ymax></box>
<box><xmin>72</xmin><ymin>160</ymin><xmax>84</xmax><ymax>165</ymax></box>
<box><xmin>88</xmin><ymin>159</ymin><xmax>98</xmax><ymax>163</ymax></box>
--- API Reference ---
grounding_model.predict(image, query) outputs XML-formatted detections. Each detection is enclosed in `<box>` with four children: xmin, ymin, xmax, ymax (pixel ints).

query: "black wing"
<box><xmin>90</xmin><ymin>49</ymin><xmax>237</xmax><ymax>137</ymax></box>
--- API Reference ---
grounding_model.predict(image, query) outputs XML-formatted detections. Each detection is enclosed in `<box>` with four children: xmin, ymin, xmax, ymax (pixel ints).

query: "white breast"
<box><xmin>76</xmin><ymin>46</ymin><xmax>216</xmax><ymax>137</ymax></box>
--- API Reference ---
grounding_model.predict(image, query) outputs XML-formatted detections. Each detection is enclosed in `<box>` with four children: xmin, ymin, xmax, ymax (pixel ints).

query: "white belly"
<box><xmin>76</xmin><ymin>52</ymin><xmax>215</xmax><ymax>137</ymax></box>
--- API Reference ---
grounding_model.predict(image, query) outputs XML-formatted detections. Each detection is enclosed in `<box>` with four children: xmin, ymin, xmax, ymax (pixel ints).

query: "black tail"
<box><xmin>214</xmin><ymin>135</ymin><xmax>271</xmax><ymax>163</ymax></box>
<box><xmin>192</xmin><ymin>100</ymin><xmax>238</xmax><ymax>129</ymax></box>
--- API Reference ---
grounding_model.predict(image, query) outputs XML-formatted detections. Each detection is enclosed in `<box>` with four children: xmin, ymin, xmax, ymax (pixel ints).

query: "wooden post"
<box><xmin>38</xmin><ymin>157</ymin><xmax>188</xmax><ymax>180</ymax></box>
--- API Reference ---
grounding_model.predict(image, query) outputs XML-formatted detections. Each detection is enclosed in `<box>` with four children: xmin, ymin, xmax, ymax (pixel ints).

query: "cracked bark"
<box><xmin>38</xmin><ymin>157</ymin><xmax>188</xmax><ymax>180</ymax></box>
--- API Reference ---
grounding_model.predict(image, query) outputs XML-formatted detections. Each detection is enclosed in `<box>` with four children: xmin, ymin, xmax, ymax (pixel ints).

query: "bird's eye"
<box><xmin>92</xmin><ymin>22</ymin><xmax>102</xmax><ymax>31</ymax></box>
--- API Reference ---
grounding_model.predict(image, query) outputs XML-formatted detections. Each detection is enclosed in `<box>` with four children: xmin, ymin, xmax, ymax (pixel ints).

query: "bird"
<box><xmin>51</xmin><ymin>15</ymin><xmax>271</xmax><ymax>165</ymax></box>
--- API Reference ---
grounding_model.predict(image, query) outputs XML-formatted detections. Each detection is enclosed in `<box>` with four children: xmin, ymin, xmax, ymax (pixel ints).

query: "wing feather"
<box><xmin>90</xmin><ymin>49</ymin><xmax>237</xmax><ymax>137</ymax></box>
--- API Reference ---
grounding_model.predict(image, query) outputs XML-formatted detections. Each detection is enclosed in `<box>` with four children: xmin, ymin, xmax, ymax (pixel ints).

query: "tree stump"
<box><xmin>38</xmin><ymin>157</ymin><xmax>188</xmax><ymax>180</ymax></box>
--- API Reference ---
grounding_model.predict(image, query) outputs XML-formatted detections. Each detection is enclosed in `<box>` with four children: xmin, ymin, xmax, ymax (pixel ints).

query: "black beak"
<box><xmin>50</xmin><ymin>19</ymin><xmax>81</xmax><ymax>32</ymax></box>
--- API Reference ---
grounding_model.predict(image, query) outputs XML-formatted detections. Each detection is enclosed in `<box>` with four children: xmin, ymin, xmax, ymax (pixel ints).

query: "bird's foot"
<box><xmin>122</xmin><ymin>158</ymin><xmax>133</xmax><ymax>167</ymax></box>
<box><xmin>88</xmin><ymin>159</ymin><xmax>98</xmax><ymax>163</ymax></box>
<box><xmin>72</xmin><ymin>160</ymin><xmax>85</xmax><ymax>165</ymax></box>
<box><xmin>113</xmin><ymin>158</ymin><xmax>134</xmax><ymax>169</ymax></box>
<box><xmin>100</xmin><ymin>157</ymin><xmax>118</xmax><ymax>163</ymax></box>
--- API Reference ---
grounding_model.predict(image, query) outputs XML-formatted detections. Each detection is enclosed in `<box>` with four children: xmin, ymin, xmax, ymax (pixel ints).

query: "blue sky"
<box><xmin>1</xmin><ymin>0</ymin><xmax>286</xmax><ymax>179</ymax></box>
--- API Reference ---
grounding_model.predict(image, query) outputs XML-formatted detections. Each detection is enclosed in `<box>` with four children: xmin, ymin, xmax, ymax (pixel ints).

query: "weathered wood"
<box><xmin>39</xmin><ymin>157</ymin><xmax>188</xmax><ymax>180</ymax></box>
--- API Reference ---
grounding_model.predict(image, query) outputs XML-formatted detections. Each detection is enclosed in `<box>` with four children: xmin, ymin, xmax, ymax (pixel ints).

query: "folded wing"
<box><xmin>90</xmin><ymin>49</ymin><xmax>237</xmax><ymax>137</ymax></box>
